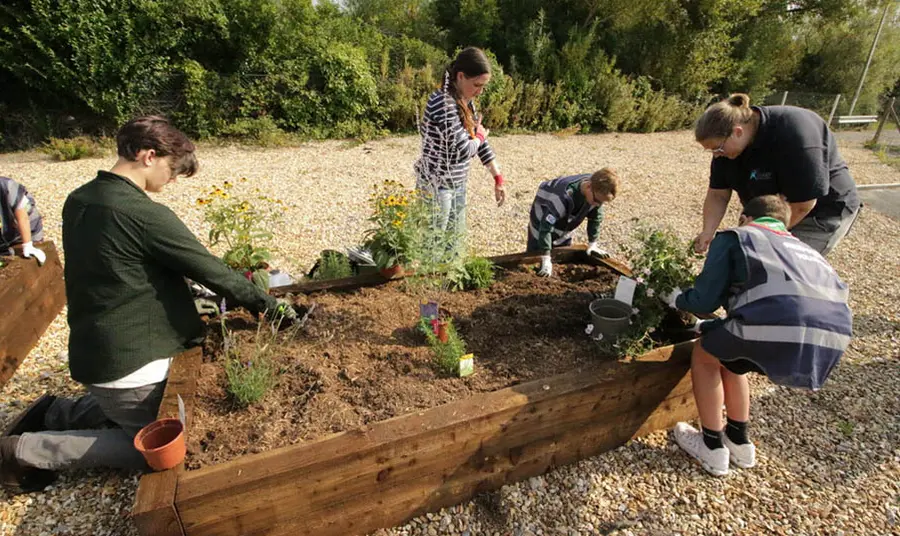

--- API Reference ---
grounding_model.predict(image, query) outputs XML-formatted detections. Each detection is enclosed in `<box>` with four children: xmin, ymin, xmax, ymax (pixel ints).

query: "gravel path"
<box><xmin>1</xmin><ymin>132</ymin><xmax>898</xmax><ymax>536</ymax></box>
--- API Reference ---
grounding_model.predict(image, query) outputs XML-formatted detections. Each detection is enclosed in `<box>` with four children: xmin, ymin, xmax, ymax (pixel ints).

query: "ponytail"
<box><xmin>695</xmin><ymin>93</ymin><xmax>755</xmax><ymax>141</ymax></box>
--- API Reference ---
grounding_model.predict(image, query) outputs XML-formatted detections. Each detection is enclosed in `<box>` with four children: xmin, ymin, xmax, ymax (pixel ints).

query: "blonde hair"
<box><xmin>695</xmin><ymin>93</ymin><xmax>755</xmax><ymax>142</ymax></box>
<box><xmin>590</xmin><ymin>168</ymin><xmax>619</xmax><ymax>198</ymax></box>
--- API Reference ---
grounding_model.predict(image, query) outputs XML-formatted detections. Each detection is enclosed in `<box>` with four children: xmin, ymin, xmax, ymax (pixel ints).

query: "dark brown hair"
<box><xmin>741</xmin><ymin>195</ymin><xmax>791</xmax><ymax>226</ymax></box>
<box><xmin>695</xmin><ymin>93</ymin><xmax>755</xmax><ymax>142</ymax></box>
<box><xmin>590</xmin><ymin>168</ymin><xmax>619</xmax><ymax>198</ymax></box>
<box><xmin>117</xmin><ymin>116</ymin><xmax>198</xmax><ymax>177</ymax></box>
<box><xmin>447</xmin><ymin>47</ymin><xmax>491</xmax><ymax>138</ymax></box>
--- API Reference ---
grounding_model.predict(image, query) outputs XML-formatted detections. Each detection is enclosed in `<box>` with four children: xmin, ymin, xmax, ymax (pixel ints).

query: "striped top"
<box><xmin>414</xmin><ymin>89</ymin><xmax>496</xmax><ymax>190</ymax></box>
<box><xmin>526</xmin><ymin>174</ymin><xmax>603</xmax><ymax>252</ymax></box>
<box><xmin>0</xmin><ymin>176</ymin><xmax>43</xmax><ymax>252</ymax></box>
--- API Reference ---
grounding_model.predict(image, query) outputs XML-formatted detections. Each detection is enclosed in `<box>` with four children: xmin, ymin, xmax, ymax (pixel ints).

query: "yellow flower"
<box><xmin>239</xmin><ymin>177</ymin><xmax>247</xmax><ymax>183</ymax></box>
<box><xmin>223</xmin><ymin>181</ymin><xmax>233</xmax><ymax>189</ymax></box>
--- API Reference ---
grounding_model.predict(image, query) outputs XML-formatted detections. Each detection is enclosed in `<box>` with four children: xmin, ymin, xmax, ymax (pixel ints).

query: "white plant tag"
<box><xmin>177</xmin><ymin>394</ymin><xmax>186</xmax><ymax>425</ymax></box>
<box><xmin>614</xmin><ymin>276</ymin><xmax>637</xmax><ymax>306</ymax></box>
<box><xmin>459</xmin><ymin>354</ymin><xmax>474</xmax><ymax>377</ymax></box>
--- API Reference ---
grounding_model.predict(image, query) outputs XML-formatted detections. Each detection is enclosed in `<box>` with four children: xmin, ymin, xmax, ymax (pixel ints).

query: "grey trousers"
<box><xmin>791</xmin><ymin>206</ymin><xmax>861</xmax><ymax>257</ymax></box>
<box><xmin>16</xmin><ymin>381</ymin><xmax>166</xmax><ymax>471</ymax></box>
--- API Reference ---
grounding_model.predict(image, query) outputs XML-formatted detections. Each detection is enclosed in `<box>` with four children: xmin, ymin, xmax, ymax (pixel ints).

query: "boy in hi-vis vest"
<box><xmin>661</xmin><ymin>195</ymin><xmax>852</xmax><ymax>476</ymax></box>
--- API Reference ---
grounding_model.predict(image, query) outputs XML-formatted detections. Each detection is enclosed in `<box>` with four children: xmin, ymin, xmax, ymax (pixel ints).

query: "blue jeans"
<box><xmin>418</xmin><ymin>183</ymin><xmax>468</xmax><ymax>257</ymax></box>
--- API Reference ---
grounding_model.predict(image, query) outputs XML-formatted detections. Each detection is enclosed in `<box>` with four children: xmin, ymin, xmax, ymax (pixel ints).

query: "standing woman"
<box><xmin>414</xmin><ymin>46</ymin><xmax>506</xmax><ymax>254</ymax></box>
<box><xmin>693</xmin><ymin>93</ymin><xmax>860</xmax><ymax>257</ymax></box>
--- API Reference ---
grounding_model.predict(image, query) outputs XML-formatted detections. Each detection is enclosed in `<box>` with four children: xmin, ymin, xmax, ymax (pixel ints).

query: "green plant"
<box><xmin>418</xmin><ymin>317</ymin><xmax>468</xmax><ymax>376</ymax></box>
<box><xmin>199</xmin><ymin>179</ymin><xmax>284</xmax><ymax>273</ymax></box>
<box><xmin>363</xmin><ymin>180</ymin><xmax>421</xmax><ymax>270</ymax></box>
<box><xmin>42</xmin><ymin>136</ymin><xmax>105</xmax><ymax>161</ymax></box>
<box><xmin>220</xmin><ymin>307</ymin><xmax>278</xmax><ymax>407</ymax></box>
<box><xmin>836</xmin><ymin>419</ymin><xmax>855</xmax><ymax>438</ymax></box>
<box><xmin>599</xmin><ymin>225</ymin><xmax>700</xmax><ymax>356</ymax></box>
<box><xmin>448</xmin><ymin>256</ymin><xmax>496</xmax><ymax>291</ymax></box>
<box><xmin>313</xmin><ymin>251</ymin><xmax>353</xmax><ymax>280</ymax></box>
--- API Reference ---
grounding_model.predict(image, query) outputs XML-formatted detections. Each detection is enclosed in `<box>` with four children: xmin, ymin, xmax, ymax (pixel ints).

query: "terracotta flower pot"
<box><xmin>133</xmin><ymin>418</ymin><xmax>186</xmax><ymax>471</ymax></box>
<box><xmin>379</xmin><ymin>265</ymin><xmax>404</xmax><ymax>279</ymax></box>
<box><xmin>436</xmin><ymin>320</ymin><xmax>449</xmax><ymax>343</ymax></box>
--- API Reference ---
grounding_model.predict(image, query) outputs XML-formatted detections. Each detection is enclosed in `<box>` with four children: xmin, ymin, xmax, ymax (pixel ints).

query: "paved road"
<box><xmin>835</xmin><ymin>128</ymin><xmax>900</xmax><ymax>145</ymax></box>
<box><xmin>859</xmin><ymin>187</ymin><xmax>900</xmax><ymax>221</ymax></box>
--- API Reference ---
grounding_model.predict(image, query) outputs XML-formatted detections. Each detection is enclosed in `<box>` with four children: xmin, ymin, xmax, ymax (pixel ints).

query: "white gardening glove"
<box><xmin>537</xmin><ymin>255</ymin><xmax>553</xmax><ymax>277</ymax></box>
<box><xmin>586</xmin><ymin>241</ymin><xmax>609</xmax><ymax>259</ymax></box>
<box><xmin>660</xmin><ymin>287</ymin><xmax>683</xmax><ymax>309</ymax></box>
<box><xmin>22</xmin><ymin>242</ymin><xmax>46</xmax><ymax>266</ymax></box>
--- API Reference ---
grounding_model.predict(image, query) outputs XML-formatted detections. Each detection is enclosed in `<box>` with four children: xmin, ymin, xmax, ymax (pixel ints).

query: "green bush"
<box><xmin>42</xmin><ymin>136</ymin><xmax>105</xmax><ymax>161</ymax></box>
<box><xmin>220</xmin><ymin>116</ymin><xmax>292</xmax><ymax>147</ymax></box>
<box><xmin>312</xmin><ymin>251</ymin><xmax>353</xmax><ymax>280</ymax></box>
<box><xmin>449</xmin><ymin>256</ymin><xmax>496</xmax><ymax>291</ymax></box>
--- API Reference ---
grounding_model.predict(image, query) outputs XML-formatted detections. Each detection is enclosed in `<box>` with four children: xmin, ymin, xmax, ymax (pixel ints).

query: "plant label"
<box><xmin>614</xmin><ymin>276</ymin><xmax>637</xmax><ymax>306</ymax></box>
<box><xmin>459</xmin><ymin>353</ymin><xmax>474</xmax><ymax>377</ymax></box>
<box><xmin>419</xmin><ymin>300</ymin><xmax>439</xmax><ymax>319</ymax></box>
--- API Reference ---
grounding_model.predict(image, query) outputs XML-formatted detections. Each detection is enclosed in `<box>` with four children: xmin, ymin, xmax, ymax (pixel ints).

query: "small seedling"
<box><xmin>836</xmin><ymin>419</ymin><xmax>854</xmax><ymax>438</ymax></box>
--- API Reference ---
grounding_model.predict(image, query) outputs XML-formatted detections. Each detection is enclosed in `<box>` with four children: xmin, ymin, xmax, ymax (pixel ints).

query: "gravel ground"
<box><xmin>1</xmin><ymin>131</ymin><xmax>898</xmax><ymax>536</ymax></box>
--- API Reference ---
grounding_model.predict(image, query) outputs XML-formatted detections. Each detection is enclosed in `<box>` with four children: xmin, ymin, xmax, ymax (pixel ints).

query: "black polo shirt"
<box><xmin>709</xmin><ymin>106</ymin><xmax>859</xmax><ymax>222</ymax></box>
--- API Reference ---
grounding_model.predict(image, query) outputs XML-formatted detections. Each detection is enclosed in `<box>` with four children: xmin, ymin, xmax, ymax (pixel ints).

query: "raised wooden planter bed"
<box><xmin>0</xmin><ymin>242</ymin><xmax>66</xmax><ymax>387</ymax></box>
<box><xmin>133</xmin><ymin>248</ymin><xmax>698</xmax><ymax>536</ymax></box>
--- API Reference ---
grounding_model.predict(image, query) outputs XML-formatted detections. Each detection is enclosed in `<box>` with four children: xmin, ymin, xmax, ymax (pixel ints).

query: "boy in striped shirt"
<box><xmin>0</xmin><ymin>176</ymin><xmax>46</xmax><ymax>265</ymax></box>
<box><xmin>526</xmin><ymin>169</ymin><xmax>619</xmax><ymax>277</ymax></box>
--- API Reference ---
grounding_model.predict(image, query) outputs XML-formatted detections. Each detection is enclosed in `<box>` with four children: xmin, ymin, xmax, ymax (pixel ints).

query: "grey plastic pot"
<box><xmin>589</xmin><ymin>298</ymin><xmax>633</xmax><ymax>339</ymax></box>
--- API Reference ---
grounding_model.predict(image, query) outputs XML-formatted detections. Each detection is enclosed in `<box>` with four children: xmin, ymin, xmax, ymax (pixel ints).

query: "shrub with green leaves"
<box><xmin>313</xmin><ymin>251</ymin><xmax>353</xmax><ymax>280</ymax></box>
<box><xmin>448</xmin><ymin>256</ymin><xmax>496</xmax><ymax>291</ymax></box>
<box><xmin>42</xmin><ymin>136</ymin><xmax>105</xmax><ymax>161</ymax></box>
<box><xmin>598</xmin><ymin>225</ymin><xmax>700</xmax><ymax>357</ymax></box>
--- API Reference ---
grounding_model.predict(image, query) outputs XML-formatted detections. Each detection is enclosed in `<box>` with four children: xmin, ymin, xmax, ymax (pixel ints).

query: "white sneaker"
<box><xmin>673</xmin><ymin>422</ymin><xmax>729</xmax><ymax>477</ymax></box>
<box><xmin>723</xmin><ymin>434</ymin><xmax>756</xmax><ymax>468</ymax></box>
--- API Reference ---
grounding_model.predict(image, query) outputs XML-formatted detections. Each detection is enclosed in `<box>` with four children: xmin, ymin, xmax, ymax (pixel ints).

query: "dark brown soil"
<box><xmin>188</xmin><ymin>264</ymin><xmax>627</xmax><ymax>470</ymax></box>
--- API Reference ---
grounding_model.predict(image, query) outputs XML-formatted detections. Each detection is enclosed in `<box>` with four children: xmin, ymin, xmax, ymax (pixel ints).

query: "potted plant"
<box><xmin>199</xmin><ymin>180</ymin><xmax>283</xmax><ymax>292</ymax></box>
<box><xmin>363</xmin><ymin>180</ymin><xmax>418</xmax><ymax>278</ymax></box>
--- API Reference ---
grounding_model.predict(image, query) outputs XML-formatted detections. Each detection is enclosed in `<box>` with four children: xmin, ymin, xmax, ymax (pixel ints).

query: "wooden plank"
<box><xmin>0</xmin><ymin>242</ymin><xmax>66</xmax><ymax>387</ymax></box>
<box><xmin>271</xmin><ymin>246</ymin><xmax>633</xmax><ymax>297</ymax></box>
<box><xmin>132</xmin><ymin>347</ymin><xmax>203</xmax><ymax>536</ymax></box>
<box><xmin>174</xmin><ymin>341</ymin><xmax>695</xmax><ymax>536</ymax></box>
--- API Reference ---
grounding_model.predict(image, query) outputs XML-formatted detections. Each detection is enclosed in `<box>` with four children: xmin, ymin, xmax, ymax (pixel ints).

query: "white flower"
<box><xmin>585</xmin><ymin>324</ymin><xmax>594</xmax><ymax>335</ymax></box>
<box><xmin>646</xmin><ymin>288</ymin><xmax>655</xmax><ymax>297</ymax></box>
<box><xmin>593</xmin><ymin>332</ymin><xmax>604</xmax><ymax>341</ymax></box>
<box><xmin>632</xmin><ymin>307</ymin><xmax>639</xmax><ymax>315</ymax></box>
<box><xmin>649</xmin><ymin>327</ymin><xmax>656</xmax><ymax>333</ymax></box>
<box><xmin>636</xmin><ymin>276</ymin><xmax>645</xmax><ymax>284</ymax></box>
<box><xmin>642</xmin><ymin>267</ymin><xmax>651</xmax><ymax>276</ymax></box>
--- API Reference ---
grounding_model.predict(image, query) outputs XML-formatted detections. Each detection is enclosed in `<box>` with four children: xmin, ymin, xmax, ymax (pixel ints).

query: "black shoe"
<box><xmin>1</xmin><ymin>395</ymin><xmax>60</xmax><ymax>494</ymax></box>
<box><xmin>3</xmin><ymin>394</ymin><xmax>56</xmax><ymax>436</ymax></box>
<box><xmin>0</xmin><ymin>435</ymin><xmax>58</xmax><ymax>494</ymax></box>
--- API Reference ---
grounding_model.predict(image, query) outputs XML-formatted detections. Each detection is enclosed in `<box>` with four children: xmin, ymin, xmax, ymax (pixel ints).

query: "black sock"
<box><xmin>701</xmin><ymin>427</ymin><xmax>723</xmax><ymax>450</ymax></box>
<box><xmin>725</xmin><ymin>418</ymin><xmax>749</xmax><ymax>445</ymax></box>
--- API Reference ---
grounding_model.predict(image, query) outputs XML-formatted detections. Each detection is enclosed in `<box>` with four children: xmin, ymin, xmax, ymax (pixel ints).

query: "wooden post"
<box><xmin>828</xmin><ymin>94</ymin><xmax>842</xmax><ymax>126</ymax></box>
<box><xmin>132</xmin><ymin>347</ymin><xmax>203</xmax><ymax>536</ymax></box>
<box><xmin>870</xmin><ymin>97</ymin><xmax>893</xmax><ymax>145</ymax></box>
<box><xmin>891</xmin><ymin>101</ymin><xmax>900</xmax><ymax>136</ymax></box>
<box><xmin>780</xmin><ymin>91</ymin><xmax>789</xmax><ymax>105</ymax></box>
<box><xmin>0</xmin><ymin>242</ymin><xmax>66</xmax><ymax>387</ymax></box>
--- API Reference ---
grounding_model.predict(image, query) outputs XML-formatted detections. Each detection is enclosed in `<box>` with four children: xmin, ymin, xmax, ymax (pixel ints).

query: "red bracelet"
<box><xmin>475</xmin><ymin>132</ymin><xmax>485</xmax><ymax>143</ymax></box>
<box><xmin>494</xmin><ymin>174</ymin><xmax>504</xmax><ymax>186</ymax></box>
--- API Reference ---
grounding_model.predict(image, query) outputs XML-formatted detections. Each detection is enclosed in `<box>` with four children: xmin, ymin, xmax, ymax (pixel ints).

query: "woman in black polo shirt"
<box><xmin>692</xmin><ymin>93</ymin><xmax>860</xmax><ymax>256</ymax></box>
